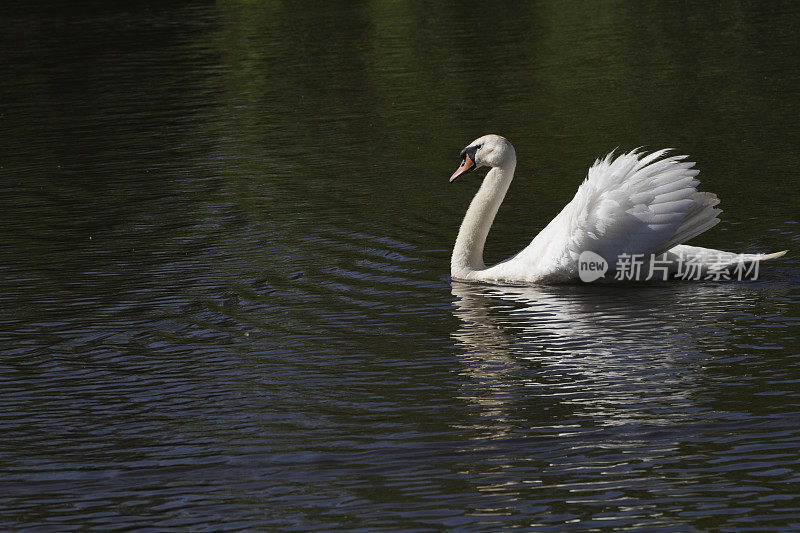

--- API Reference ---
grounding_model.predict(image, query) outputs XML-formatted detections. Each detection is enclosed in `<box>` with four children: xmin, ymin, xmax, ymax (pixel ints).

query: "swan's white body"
<box><xmin>450</xmin><ymin>135</ymin><xmax>785</xmax><ymax>284</ymax></box>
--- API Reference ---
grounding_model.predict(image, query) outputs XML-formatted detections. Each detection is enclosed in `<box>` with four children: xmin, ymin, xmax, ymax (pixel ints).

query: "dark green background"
<box><xmin>2</xmin><ymin>1</ymin><xmax>799</xmax><ymax>530</ymax></box>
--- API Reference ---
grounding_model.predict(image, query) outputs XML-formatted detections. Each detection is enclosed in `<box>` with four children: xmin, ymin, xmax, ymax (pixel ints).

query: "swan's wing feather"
<box><xmin>499</xmin><ymin>149</ymin><xmax>722</xmax><ymax>281</ymax></box>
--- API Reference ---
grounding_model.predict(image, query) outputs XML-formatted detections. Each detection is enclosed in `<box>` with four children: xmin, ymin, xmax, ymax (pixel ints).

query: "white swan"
<box><xmin>449</xmin><ymin>134</ymin><xmax>786</xmax><ymax>284</ymax></box>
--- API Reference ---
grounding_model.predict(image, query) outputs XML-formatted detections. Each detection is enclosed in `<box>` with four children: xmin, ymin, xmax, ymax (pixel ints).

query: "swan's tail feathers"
<box><xmin>660</xmin><ymin>191</ymin><xmax>722</xmax><ymax>252</ymax></box>
<box><xmin>667</xmin><ymin>245</ymin><xmax>787</xmax><ymax>269</ymax></box>
<box><xmin>752</xmin><ymin>250</ymin><xmax>788</xmax><ymax>261</ymax></box>
<box><xmin>719</xmin><ymin>249</ymin><xmax>787</xmax><ymax>266</ymax></box>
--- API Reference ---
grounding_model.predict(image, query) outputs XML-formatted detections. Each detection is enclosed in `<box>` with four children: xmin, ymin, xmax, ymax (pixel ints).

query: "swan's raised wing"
<box><xmin>492</xmin><ymin>150</ymin><xmax>722</xmax><ymax>282</ymax></box>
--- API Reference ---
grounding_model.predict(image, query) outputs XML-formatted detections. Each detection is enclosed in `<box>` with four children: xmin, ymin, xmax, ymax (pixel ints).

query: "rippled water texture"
<box><xmin>2</xmin><ymin>1</ymin><xmax>800</xmax><ymax>530</ymax></box>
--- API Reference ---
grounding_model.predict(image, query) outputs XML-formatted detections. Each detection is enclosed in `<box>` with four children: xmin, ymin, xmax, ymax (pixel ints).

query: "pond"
<box><xmin>2</xmin><ymin>1</ymin><xmax>799</xmax><ymax>530</ymax></box>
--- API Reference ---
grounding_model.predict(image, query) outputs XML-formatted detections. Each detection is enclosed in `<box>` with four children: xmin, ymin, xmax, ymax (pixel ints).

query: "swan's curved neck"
<box><xmin>451</xmin><ymin>161</ymin><xmax>516</xmax><ymax>279</ymax></box>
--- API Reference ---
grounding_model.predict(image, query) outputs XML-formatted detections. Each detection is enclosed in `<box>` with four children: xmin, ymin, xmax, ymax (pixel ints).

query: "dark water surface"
<box><xmin>2</xmin><ymin>1</ymin><xmax>800</xmax><ymax>530</ymax></box>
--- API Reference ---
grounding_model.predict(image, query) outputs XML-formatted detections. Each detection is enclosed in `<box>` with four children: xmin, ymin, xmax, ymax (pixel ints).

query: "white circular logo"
<box><xmin>578</xmin><ymin>251</ymin><xmax>608</xmax><ymax>282</ymax></box>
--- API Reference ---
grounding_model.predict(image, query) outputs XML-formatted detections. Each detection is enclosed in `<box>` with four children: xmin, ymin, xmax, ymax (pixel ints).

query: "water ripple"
<box><xmin>2</xmin><ymin>1</ymin><xmax>800</xmax><ymax>531</ymax></box>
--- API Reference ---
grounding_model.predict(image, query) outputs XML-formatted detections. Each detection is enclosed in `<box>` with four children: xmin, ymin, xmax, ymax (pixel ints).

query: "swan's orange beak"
<box><xmin>449</xmin><ymin>153</ymin><xmax>476</xmax><ymax>183</ymax></box>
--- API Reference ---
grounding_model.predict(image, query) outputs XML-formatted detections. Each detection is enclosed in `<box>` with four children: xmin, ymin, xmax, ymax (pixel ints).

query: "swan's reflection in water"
<box><xmin>450</xmin><ymin>281</ymin><xmax>752</xmax><ymax>437</ymax></box>
<box><xmin>448</xmin><ymin>281</ymin><xmax>796</xmax><ymax>524</ymax></box>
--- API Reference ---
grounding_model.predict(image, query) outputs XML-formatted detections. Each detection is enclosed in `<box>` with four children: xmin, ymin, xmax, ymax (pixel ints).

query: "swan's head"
<box><xmin>449</xmin><ymin>134</ymin><xmax>516</xmax><ymax>183</ymax></box>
